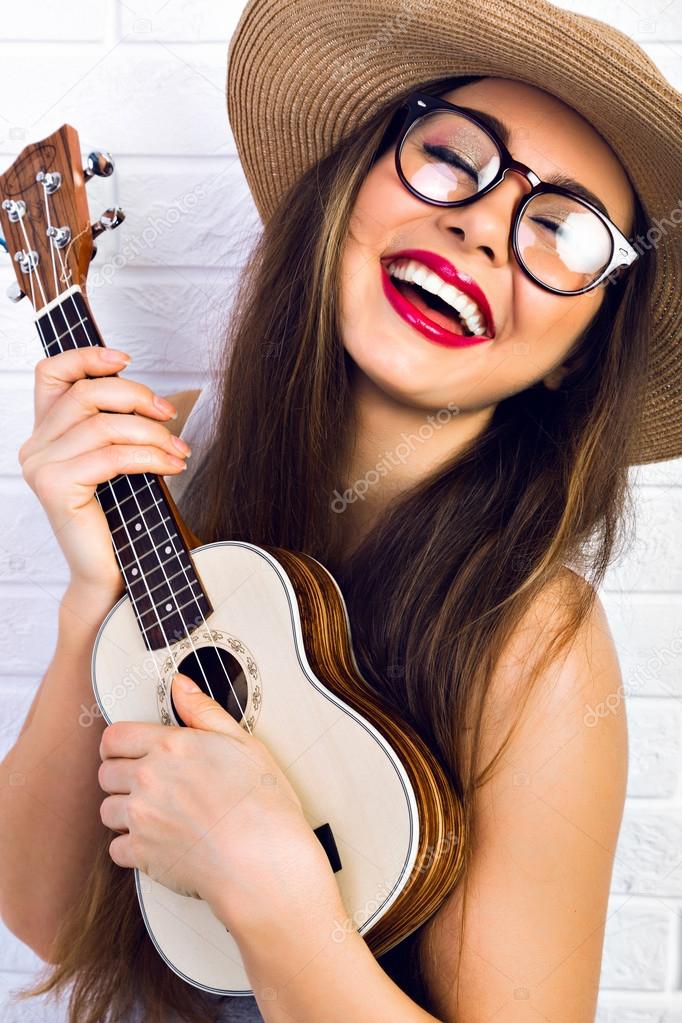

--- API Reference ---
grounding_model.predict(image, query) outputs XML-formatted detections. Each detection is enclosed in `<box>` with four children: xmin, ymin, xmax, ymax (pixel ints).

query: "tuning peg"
<box><xmin>91</xmin><ymin>206</ymin><xmax>125</xmax><ymax>240</ymax></box>
<box><xmin>83</xmin><ymin>150</ymin><xmax>115</xmax><ymax>180</ymax></box>
<box><xmin>6</xmin><ymin>281</ymin><xmax>25</xmax><ymax>303</ymax></box>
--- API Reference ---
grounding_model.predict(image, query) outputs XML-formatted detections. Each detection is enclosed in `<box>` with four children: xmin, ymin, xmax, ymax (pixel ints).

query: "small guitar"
<box><xmin>0</xmin><ymin>125</ymin><xmax>465</xmax><ymax>996</ymax></box>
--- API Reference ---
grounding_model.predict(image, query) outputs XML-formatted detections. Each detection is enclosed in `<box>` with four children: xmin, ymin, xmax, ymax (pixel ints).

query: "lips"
<box><xmin>380</xmin><ymin>248</ymin><xmax>496</xmax><ymax>347</ymax></box>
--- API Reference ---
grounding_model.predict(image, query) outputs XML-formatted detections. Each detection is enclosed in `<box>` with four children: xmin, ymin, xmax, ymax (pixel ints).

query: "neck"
<box><xmin>336</xmin><ymin>366</ymin><xmax>495</xmax><ymax>553</ymax></box>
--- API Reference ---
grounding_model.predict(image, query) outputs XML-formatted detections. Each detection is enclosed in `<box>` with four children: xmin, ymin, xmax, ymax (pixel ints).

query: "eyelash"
<box><xmin>421</xmin><ymin>142</ymin><xmax>563</xmax><ymax>234</ymax></box>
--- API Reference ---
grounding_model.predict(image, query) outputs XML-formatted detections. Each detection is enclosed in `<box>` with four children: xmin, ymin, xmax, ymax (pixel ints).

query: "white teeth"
<box><xmin>412</xmin><ymin>264</ymin><xmax>429</xmax><ymax>287</ymax></box>
<box><xmin>438</xmin><ymin>284</ymin><xmax>467</xmax><ymax>313</ymax></box>
<box><xmin>386</xmin><ymin>258</ymin><xmax>489</xmax><ymax>337</ymax></box>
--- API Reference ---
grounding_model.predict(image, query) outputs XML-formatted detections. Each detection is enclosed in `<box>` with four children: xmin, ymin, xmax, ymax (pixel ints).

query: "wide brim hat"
<box><xmin>226</xmin><ymin>0</ymin><xmax>682</xmax><ymax>466</ymax></box>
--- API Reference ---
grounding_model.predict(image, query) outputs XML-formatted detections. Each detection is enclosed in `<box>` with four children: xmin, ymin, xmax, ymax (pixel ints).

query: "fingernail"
<box><xmin>171</xmin><ymin>436</ymin><xmax>191</xmax><ymax>456</ymax></box>
<box><xmin>101</xmin><ymin>349</ymin><xmax>131</xmax><ymax>364</ymax></box>
<box><xmin>153</xmin><ymin>394</ymin><xmax>177</xmax><ymax>418</ymax></box>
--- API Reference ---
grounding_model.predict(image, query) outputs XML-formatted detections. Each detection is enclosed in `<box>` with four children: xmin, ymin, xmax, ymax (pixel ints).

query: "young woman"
<box><xmin>2</xmin><ymin>0</ymin><xmax>681</xmax><ymax>1021</ymax></box>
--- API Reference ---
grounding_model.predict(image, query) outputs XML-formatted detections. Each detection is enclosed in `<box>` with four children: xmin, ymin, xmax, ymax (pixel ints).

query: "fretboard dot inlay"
<box><xmin>165</xmin><ymin>603</ymin><xmax>172</xmax><ymax>612</ymax></box>
<box><xmin>135</xmin><ymin>523</ymin><xmax>142</xmax><ymax>531</ymax></box>
<box><xmin>132</xmin><ymin>568</ymin><xmax>139</xmax><ymax>575</ymax></box>
<box><xmin>164</xmin><ymin>546</ymin><xmax>172</xmax><ymax>554</ymax></box>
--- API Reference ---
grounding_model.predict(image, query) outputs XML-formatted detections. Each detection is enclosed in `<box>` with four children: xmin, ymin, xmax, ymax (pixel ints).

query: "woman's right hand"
<box><xmin>18</xmin><ymin>347</ymin><xmax>192</xmax><ymax>598</ymax></box>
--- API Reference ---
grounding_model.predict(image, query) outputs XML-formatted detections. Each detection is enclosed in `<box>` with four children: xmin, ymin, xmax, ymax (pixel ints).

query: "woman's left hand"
<box><xmin>98</xmin><ymin>672</ymin><xmax>342</xmax><ymax>937</ymax></box>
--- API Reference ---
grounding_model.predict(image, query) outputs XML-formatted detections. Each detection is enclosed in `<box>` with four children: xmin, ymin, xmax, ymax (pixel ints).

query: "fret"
<box><xmin>33</xmin><ymin>289</ymin><xmax>213</xmax><ymax>651</ymax></box>
<box><xmin>135</xmin><ymin>585</ymin><xmax>207</xmax><ymax>626</ymax></box>
<box><xmin>127</xmin><ymin>581</ymin><xmax>202</xmax><ymax>626</ymax></box>
<box><xmin>116</xmin><ymin>521</ymin><xmax>183</xmax><ymax>561</ymax></box>
<box><xmin>143</xmin><ymin>562</ymin><xmax>201</xmax><ymax>597</ymax></box>
<box><xmin>139</xmin><ymin>592</ymin><xmax>212</xmax><ymax>631</ymax></box>
<box><xmin>43</xmin><ymin>317</ymin><xmax>89</xmax><ymax>353</ymax></box>
<box><xmin>111</xmin><ymin>512</ymin><xmax>171</xmax><ymax>537</ymax></box>
<box><xmin>125</xmin><ymin>568</ymin><xmax>204</xmax><ymax>612</ymax></box>
<box><xmin>98</xmin><ymin>476</ymin><xmax>163</xmax><ymax>517</ymax></box>
<box><xmin>119</xmin><ymin>539</ymin><xmax>191</xmax><ymax>580</ymax></box>
<box><xmin>35</xmin><ymin>290</ymin><xmax>102</xmax><ymax>354</ymax></box>
<box><xmin>139</xmin><ymin>602</ymin><xmax>209</xmax><ymax>644</ymax></box>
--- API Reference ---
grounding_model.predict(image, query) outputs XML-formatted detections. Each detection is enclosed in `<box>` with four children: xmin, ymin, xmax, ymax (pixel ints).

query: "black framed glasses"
<box><xmin>393</xmin><ymin>91</ymin><xmax>639</xmax><ymax>296</ymax></box>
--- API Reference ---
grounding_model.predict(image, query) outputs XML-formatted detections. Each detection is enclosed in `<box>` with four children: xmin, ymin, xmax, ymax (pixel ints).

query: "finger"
<box><xmin>31</xmin><ymin>376</ymin><xmax>176</xmax><ymax>454</ymax></box>
<box><xmin>26</xmin><ymin>411</ymin><xmax>189</xmax><ymax>473</ymax></box>
<box><xmin>100</xmin><ymin>794</ymin><xmax>130</xmax><ymax>834</ymax></box>
<box><xmin>108</xmin><ymin>834</ymin><xmax>137</xmax><ymax>868</ymax></box>
<box><xmin>100</xmin><ymin>720</ymin><xmax>168</xmax><ymax>761</ymax></box>
<box><xmin>33</xmin><ymin>347</ymin><xmax>133</xmax><ymax>425</ymax></box>
<box><xmin>98</xmin><ymin>756</ymin><xmax>140</xmax><ymax>795</ymax></box>
<box><xmin>29</xmin><ymin>442</ymin><xmax>188</xmax><ymax>509</ymax></box>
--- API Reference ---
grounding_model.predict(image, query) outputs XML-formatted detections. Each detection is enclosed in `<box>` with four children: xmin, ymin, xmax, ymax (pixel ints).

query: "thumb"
<box><xmin>171</xmin><ymin>673</ymin><xmax>241</xmax><ymax>735</ymax></box>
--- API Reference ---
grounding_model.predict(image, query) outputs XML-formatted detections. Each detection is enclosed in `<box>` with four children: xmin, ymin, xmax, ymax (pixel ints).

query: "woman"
<box><xmin>3</xmin><ymin>0</ymin><xmax>681</xmax><ymax>1021</ymax></box>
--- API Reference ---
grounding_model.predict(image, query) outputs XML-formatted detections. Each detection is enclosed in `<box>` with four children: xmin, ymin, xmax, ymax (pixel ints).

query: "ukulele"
<box><xmin>0</xmin><ymin>124</ymin><xmax>465</xmax><ymax>996</ymax></box>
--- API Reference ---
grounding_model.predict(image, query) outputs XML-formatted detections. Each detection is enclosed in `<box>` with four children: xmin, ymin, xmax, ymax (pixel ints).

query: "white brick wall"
<box><xmin>0</xmin><ymin>2</ymin><xmax>679</xmax><ymax>1020</ymax></box>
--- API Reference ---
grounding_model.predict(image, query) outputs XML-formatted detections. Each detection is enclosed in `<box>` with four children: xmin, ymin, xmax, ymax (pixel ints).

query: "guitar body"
<box><xmin>92</xmin><ymin>540</ymin><xmax>463</xmax><ymax>995</ymax></box>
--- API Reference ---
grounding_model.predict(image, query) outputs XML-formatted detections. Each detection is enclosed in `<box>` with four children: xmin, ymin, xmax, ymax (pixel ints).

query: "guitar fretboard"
<box><xmin>34</xmin><ymin>286</ymin><xmax>213</xmax><ymax>650</ymax></box>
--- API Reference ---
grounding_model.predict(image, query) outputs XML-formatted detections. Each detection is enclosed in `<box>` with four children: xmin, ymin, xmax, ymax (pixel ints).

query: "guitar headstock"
<box><xmin>0</xmin><ymin>123</ymin><xmax>124</xmax><ymax>314</ymax></box>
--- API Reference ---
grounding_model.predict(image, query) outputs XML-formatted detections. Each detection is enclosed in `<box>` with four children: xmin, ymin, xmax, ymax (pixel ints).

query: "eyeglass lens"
<box><xmin>399</xmin><ymin>110</ymin><xmax>614</xmax><ymax>292</ymax></box>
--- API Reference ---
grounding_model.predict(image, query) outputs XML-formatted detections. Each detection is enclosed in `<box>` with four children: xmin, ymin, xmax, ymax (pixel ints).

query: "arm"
<box><xmin>0</xmin><ymin>389</ymin><xmax>201</xmax><ymax>958</ymax></box>
<box><xmin>0</xmin><ymin>582</ymin><xmax>121</xmax><ymax>957</ymax></box>
<box><xmin>418</xmin><ymin>575</ymin><xmax>628</xmax><ymax>1022</ymax></box>
<box><xmin>217</xmin><ymin>572</ymin><xmax>627</xmax><ymax>1023</ymax></box>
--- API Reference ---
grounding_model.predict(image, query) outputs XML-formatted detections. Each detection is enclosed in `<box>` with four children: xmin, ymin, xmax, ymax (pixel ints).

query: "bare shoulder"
<box><xmin>162</xmin><ymin>388</ymin><xmax>202</xmax><ymax>437</ymax></box>
<box><xmin>420</xmin><ymin>567</ymin><xmax>627</xmax><ymax>1022</ymax></box>
<box><xmin>483</xmin><ymin>566</ymin><xmax>623</xmax><ymax>737</ymax></box>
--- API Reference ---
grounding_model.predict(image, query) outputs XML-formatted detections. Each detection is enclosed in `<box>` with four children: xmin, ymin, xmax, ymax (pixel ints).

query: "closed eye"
<box><xmin>422</xmin><ymin>143</ymin><xmax>478</xmax><ymax>183</ymax></box>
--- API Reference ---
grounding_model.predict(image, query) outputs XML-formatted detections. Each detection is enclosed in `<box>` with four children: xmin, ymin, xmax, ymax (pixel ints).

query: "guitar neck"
<box><xmin>34</xmin><ymin>285</ymin><xmax>213</xmax><ymax>650</ymax></box>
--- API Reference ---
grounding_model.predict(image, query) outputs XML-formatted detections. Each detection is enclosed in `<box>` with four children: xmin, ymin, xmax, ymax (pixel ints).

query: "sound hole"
<box><xmin>172</xmin><ymin>646</ymin><xmax>249</xmax><ymax>726</ymax></box>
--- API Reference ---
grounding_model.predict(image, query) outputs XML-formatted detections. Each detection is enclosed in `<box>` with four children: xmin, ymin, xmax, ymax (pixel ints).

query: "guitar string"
<box><xmin>19</xmin><ymin>206</ymin><xmax>199</xmax><ymax>710</ymax></box>
<box><xmin>41</xmin><ymin>191</ymin><xmax>251</xmax><ymax>731</ymax></box>
<box><xmin>41</xmin><ymin>189</ymin><xmax>251</xmax><ymax>730</ymax></box>
<box><xmin>46</xmin><ymin>234</ymin><xmax>250</xmax><ymax>732</ymax></box>
<box><xmin>40</xmin><ymin>198</ymin><xmax>252</xmax><ymax>732</ymax></box>
<box><xmin>16</xmin><ymin>184</ymin><xmax>251</xmax><ymax>735</ymax></box>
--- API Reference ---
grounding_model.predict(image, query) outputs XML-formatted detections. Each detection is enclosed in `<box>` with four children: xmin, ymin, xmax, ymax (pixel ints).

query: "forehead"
<box><xmin>439</xmin><ymin>77</ymin><xmax>636</xmax><ymax>234</ymax></box>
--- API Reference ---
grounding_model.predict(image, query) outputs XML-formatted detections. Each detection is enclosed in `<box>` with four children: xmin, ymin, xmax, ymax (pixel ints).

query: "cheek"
<box><xmin>346</xmin><ymin>153</ymin><xmax>420</xmax><ymax>253</ymax></box>
<box><xmin>338</xmin><ymin>167</ymin><xmax>430</xmax><ymax>344</ymax></box>
<box><xmin>511</xmin><ymin>277</ymin><xmax>602</xmax><ymax>365</ymax></box>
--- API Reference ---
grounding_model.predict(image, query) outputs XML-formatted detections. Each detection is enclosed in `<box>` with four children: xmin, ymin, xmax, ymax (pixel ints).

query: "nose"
<box><xmin>434</xmin><ymin>164</ymin><xmax>537</xmax><ymax>266</ymax></box>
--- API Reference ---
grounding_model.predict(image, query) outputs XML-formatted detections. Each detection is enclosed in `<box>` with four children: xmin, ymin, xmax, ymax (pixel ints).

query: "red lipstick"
<box><xmin>380</xmin><ymin>248</ymin><xmax>496</xmax><ymax>350</ymax></box>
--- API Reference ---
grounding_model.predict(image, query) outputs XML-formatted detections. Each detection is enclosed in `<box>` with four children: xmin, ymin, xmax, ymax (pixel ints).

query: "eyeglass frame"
<box><xmin>392</xmin><ymin>90</ymin><xmax>640</xmax><ymax>296</ymax></box>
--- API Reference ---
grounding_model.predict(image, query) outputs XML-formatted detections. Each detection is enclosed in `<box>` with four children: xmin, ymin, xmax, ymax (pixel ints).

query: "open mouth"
<box><xmin>380</xmin><ymin>260</ymin><xmax>493</xmax><ymax>349</ymax></box>
<box><xmin>391</xmin><ymin>276</ymin><xmax>476</xmax><ymax>336</ymax></box>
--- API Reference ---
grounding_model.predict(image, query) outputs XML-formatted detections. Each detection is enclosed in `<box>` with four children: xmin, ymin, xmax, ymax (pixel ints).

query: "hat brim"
<box><xmin>227</xmin><ymin>0</ymin><xmax>682</xmax><ymax>465</ymax></box>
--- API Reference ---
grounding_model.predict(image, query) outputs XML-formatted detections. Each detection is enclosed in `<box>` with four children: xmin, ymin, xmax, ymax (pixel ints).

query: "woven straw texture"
<box><xmin>226</xmin><ymin>0</ymin><xmax>682</xmax><ymax>465</ymax></box>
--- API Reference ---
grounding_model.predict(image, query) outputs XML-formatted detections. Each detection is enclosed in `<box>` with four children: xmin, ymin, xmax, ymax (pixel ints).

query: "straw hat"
<box><xmin>226</xmin><ymin>0</ymin><xmax>682</xmax><ymax>465</ymax></box>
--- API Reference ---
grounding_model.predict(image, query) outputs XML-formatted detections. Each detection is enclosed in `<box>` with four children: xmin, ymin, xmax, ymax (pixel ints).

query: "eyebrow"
<box><xmin>455</xmin><ymin>105</ymin><xmax>612</xmax><ymax>219</ymax></box>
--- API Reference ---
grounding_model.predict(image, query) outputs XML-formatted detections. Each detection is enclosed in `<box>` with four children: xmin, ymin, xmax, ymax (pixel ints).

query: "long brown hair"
<box><xmin>16</xmin><ymin>75</ymin><xmax>655</xmax><ymax>1022</ymax></box>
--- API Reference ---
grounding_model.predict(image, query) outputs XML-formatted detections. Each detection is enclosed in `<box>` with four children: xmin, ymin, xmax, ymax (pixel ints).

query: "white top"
<box><xmin>163</xmin><ymin>375</ymin><xmax>219</xmax><ymax>505</ymax></box>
